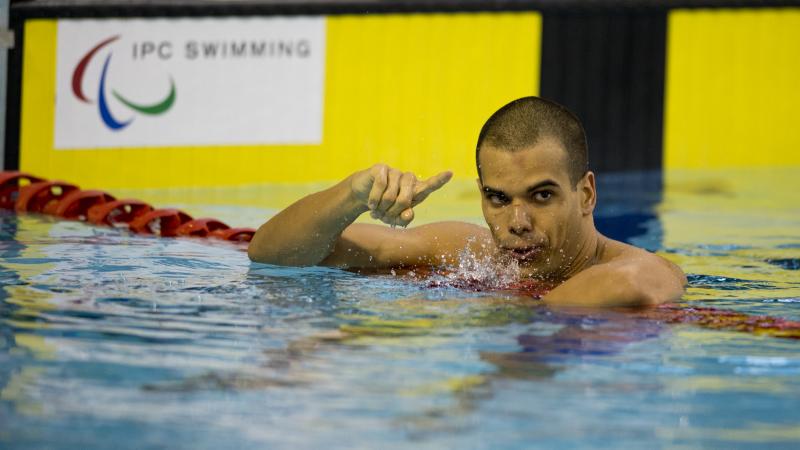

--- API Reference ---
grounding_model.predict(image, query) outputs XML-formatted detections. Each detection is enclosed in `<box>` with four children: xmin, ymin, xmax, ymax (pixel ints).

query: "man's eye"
<box><xmin>533</xmin><ymin>191</ymin><xmax>553</xmax><ymax>202</ymax></box>
<box><xmin>487</xmin><ymin>194</ymin><xmax>508</xmax><ymax>205</ymax></box>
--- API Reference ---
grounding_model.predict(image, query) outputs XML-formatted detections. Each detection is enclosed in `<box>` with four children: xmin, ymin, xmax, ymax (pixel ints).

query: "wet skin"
<box><xmin>478</xmin><ymin>138</ymin><xmax>600</xmax><ymax>280</ymax></box>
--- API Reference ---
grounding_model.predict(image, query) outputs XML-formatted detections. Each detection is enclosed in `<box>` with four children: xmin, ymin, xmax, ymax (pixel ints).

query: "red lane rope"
<box><xmin>129</xmin><ymin>208</ymin><xmax>193</xmax><ymax>237</ymax></box>
<box><xmin>0</xmin><ymin>171</ymin><xmax>255</xmax><ymax>245</ymax></box>
<box><xmin>54</xmin><ymin>189</ymin><xmax>116</xmax><ymax>220</ymax></box>
<box><xmin>0</xmin><ymin>172</ymin><xmax>44</xmax><ymax>208</ymax></box>
<box><xmin>176</xmin><ymin>218</ymin><xmax>230</xmax><ymax>238</ymax></box>
<box><xmin>17</xmin><ymin>181</ymin><xmax>79</xmax><ymax>214</ymax></box>
<box><xmin>88</xmin><ymin>199</ymin><xmax>153</xmax><ymax>226</ymax></box>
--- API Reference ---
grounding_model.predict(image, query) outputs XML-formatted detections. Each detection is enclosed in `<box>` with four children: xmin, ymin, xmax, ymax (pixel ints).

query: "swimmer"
<box><xmin>248</xmin><ymin>96</ymin><xmax>686</xmax><ymax>307</ymax></box>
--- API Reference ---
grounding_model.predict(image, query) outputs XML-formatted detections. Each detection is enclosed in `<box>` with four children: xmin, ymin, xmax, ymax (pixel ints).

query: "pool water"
<box><xmin>1</xmin><ymin>168</ymin><xmax>799</xmax><ymax>449</ymax></box>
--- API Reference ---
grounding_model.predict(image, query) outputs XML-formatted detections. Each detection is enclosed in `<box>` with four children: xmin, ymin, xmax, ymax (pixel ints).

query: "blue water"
<box><xmin>2</xmin><ymin>170</ymin><xmax>800</xmax><ymax>449</ymax></box>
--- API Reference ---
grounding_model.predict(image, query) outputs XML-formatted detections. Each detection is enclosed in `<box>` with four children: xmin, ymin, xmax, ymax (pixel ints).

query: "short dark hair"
<box><xmin>476</xmin><ymin>96</ymin><xmax>588</xmax><ymax>186</ymax></box>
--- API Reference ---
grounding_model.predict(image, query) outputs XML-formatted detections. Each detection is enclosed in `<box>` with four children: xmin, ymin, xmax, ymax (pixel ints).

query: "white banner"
<box><xmin>54</xmin><ymin>18</ymin><xmax>326</xmax><ymax>149</ymax></box>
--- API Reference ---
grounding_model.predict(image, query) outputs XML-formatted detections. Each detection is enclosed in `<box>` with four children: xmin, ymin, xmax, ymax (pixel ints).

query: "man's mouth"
<box><xmin>503</xmin><ymin>246</ymin><xmax>544</xmax><ymax>261</ymax></box>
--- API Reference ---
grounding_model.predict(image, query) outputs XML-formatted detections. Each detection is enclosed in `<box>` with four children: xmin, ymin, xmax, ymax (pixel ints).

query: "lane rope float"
<box><xmin>0</xmin><ymin>171</ymin><xmax>256</xmax><ymax>246</ymax></box>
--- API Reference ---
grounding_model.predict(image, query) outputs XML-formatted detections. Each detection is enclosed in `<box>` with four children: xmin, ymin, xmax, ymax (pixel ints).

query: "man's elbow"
<box><xmin>248</xmin><ymin>242</ymin><xmax>326</xmax><ymax>267</ymax></box>
<box><xmin>246</xmin><ymin>239</ymin><xmax>288</xmax><ymax>265</ymax></box>
<box><xmin>247</xmin><ymin>228</ymin><xmax>302</xmax><ymax>266</ymax></box>
<box><xmin>247</xmin><ymin>243</ymin><xmax>276</xmax><ymax>265</ymax></box>
<box><xmin>247</xmin><ymin>247</ymin><xmax>302</xmax><ymax>266</ymax></box>
<box><xmin>247</xmin><ymin>244</ymin><xmax>264</xmax><ymax>263</ymax></box>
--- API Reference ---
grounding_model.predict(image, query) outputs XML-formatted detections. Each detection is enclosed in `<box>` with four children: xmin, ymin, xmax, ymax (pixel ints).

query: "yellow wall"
<box><xmin>664</xmin><ymin>8</ymin><xmax>800</xmax><ymax>169</ymax></box>
<box><xmin>20</xmin><ymin>13</ymin><xmax>541</xmax><ymax>189</ymax></box>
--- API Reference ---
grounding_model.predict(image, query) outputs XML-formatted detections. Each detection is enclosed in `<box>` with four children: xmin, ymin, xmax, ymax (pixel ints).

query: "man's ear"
<box><xmin>580</xmin><ymin>171</ymin><xmax>597</xmax><ymax>215</ymax></box>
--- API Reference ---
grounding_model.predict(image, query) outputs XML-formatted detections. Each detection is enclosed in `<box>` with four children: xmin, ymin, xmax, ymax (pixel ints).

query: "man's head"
<box><xmin>476</xmin><ymin>96</ymin><xmax>597</xmax><ymax>278</ymax></box>
<box><xmin>476</xmin><ymin>96</ymin><xmax>588</xmax><ymax>186</ymax></box>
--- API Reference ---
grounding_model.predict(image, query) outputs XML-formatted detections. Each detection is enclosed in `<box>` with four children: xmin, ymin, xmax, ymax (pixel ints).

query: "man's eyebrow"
<box><xmin>526</xmin><ymin>180</ymin><xmax>560</xmax><ymax>193</ymax></box>
<box><xmin>482</xmin><ymin>180</ymin><xmax>560</xmax><ymax>196</ymax></box>
<box><xmin>481</xmin><ymin>186</ymin><xmax>507</xmax><ymax>196</ymax></box>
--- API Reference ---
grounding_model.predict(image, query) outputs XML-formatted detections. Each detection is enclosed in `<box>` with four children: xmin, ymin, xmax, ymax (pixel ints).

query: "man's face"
<box><xmin>477</xmin><ymin>137</ymin><xmax>595</xmax><ymax>278</ymax></box>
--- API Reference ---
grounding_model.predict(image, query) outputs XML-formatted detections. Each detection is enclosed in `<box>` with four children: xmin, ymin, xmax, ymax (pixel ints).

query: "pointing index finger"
<box><xmin>412</xmin><ymin>170</ymin><xmax>453</xmax><ymax>205</ymax></box>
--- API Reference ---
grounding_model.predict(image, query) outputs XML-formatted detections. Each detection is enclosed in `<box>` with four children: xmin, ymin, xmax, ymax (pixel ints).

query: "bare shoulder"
<box><xmin>599</xmin><ymin>236</ymin><xmax>686</xmax><ymax>284</ymax></box>
<box><xmin>545</xmin><ymin>237</ymin><xmax>687</xmax><ymax>307</ymax></box>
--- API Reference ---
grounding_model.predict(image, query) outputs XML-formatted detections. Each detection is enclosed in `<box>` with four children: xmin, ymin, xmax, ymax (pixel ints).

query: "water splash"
<box><xmin>427</xmin><ymin>243</ymin><xmax>521</xmax><ymax>291</ymax></box>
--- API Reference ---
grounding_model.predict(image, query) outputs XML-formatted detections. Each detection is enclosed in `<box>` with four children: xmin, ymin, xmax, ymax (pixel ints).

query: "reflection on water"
<box><xmin>1</xmin><ymin>168</ymin><xmax>800</xmax><ymax>449</ymax></box>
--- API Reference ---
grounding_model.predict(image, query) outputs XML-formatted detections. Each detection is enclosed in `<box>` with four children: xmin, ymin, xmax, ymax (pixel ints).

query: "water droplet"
<box><xmin>426</xmin><ymin>244</ymin><xmax>521</xmax><ymax>290</ymax></box>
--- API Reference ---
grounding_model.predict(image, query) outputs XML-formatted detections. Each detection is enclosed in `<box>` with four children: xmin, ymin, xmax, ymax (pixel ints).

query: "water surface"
<box><xmin>1</xmin><ymin>168</ymin><xmax>799</xmax><ymax>449</ymax></box>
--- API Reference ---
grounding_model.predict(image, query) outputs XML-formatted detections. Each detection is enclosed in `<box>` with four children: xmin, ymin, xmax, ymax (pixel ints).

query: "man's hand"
<box><xmin>350</xmin><ymin>164</ymin><xmax>453</xmax><ymax>227</ymax></box>
<box><xmin>249</xmin><ymin>162</ymin><xmax>454</xmax><ymax>266</ymax></box>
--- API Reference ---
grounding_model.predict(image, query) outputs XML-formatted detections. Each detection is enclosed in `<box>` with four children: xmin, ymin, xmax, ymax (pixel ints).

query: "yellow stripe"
<box><xmin>20</xmin><ymin>20</ymin><xmax>58</xmax><ymax>178</ymax></box>
<box><xmin>664</xmin><ymin>9</ymin><xmax>800</xmax><ymax>169</ymax></box>
<box><xmin>20</xmin><ymin>13</ymin><xmax>541</xmax><ymax>189</ymax></box>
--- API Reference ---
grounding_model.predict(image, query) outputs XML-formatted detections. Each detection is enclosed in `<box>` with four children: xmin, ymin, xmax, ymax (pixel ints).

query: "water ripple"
<box><xmin>687</xmin><ymin>274</ymin><xmax>775</xmax><ymax>290</ymax></box>
<box><xmin>766</xmin><ymin>258</ymin><xmax>800</xmax><ymax>270</ymax></box>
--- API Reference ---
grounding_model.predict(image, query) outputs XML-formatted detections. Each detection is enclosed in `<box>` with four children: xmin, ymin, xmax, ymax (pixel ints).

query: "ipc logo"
<box><xmin>71</xmin><ymin>35</ymin><xmax>176</xmax><ymax>131</ymax></box>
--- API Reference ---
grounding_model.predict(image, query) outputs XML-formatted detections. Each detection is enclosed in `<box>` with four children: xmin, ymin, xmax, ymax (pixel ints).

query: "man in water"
<box><xmin>248</xmin><ymin>96</ymin><xmax>686</xmax><ymax>307</ymax></box>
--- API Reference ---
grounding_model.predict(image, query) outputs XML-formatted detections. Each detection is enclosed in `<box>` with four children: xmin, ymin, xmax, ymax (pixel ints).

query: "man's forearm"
<box><xmin>247</xmin><ymin>164</ymin><xmax>453</xmax><ymax>267</ymax></box>
<box><xmin>248</xmin><ymin>177</ymin><xmax>367</xmax><ymax>266</ymax></box>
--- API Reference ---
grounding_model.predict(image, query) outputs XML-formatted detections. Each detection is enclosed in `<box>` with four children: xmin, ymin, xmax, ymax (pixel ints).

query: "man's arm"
<box><xmin>321</xmin><ymin>221</ymin><xmax>491</xmax><ymax>269</ymax></box>
<box><xmin>247</xmin><ymin>164</ymin><xmax>455</xmax><ymax>267</ymax></box>
<box><xmin>543</xmin><ymin>250</ymin><xmax>686</xmax><ymax>308</ymax></box>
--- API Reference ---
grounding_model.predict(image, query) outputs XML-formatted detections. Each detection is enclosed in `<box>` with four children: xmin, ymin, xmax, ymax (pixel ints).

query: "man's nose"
<box><xmin>507</xmin><ymin>204</ymin><xmax>532</xmax><ymax>236</ymax></box>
